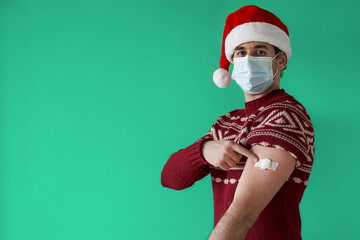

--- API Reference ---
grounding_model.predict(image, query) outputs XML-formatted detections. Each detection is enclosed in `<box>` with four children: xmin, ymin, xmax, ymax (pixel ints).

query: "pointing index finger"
<box><xmin>231</xmin><ymin>142</ymin><xmax>259</xmax><ymax>162</ymax></box>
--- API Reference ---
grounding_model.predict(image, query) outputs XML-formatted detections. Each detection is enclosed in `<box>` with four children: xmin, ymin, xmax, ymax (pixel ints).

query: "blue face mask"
<box><xmin>231</xmin><ymin>53</ymin><xmax>279</xmax><ymax>94</ymax></box>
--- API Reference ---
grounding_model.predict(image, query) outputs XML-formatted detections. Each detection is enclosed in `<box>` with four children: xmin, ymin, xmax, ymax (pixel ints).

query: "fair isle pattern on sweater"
<box><xmin>200</xmin><ymin>94</ymin><xmax>315</xmax><ymax>186</ymax></box>
<box><xmin>248</xmin><ymin>100</ymin><xmax>314</xmax><ymax>163</ymax></box>
<box><xmin>210</xmin><ymin>175</ymin><xmax>309</xmax><ymax>186</ymax></box>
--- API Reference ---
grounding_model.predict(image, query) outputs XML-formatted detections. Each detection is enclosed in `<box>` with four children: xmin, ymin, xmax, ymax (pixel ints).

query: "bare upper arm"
<box><xmin>231</xmin><ymin>145</ymin><xmax>296</xmax><ymax>222</ymax></box>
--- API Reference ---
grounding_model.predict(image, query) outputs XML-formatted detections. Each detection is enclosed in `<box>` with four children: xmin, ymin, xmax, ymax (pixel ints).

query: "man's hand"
<box><xmin>201</xmin><ymin>140</ymin><xmax>259</xmax><ymax>170</ymax></box>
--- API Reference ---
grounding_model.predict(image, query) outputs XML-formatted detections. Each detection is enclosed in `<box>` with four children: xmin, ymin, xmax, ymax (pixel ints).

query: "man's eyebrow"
<box><xmin>254</xmin><ymin>45</ymin><xmax>268</xmax><ymax>50</ymax></box>
<box><xmin>235</xmin><ymin>46</ymin><xmax>245</xmax><ymax>51</ymax></box>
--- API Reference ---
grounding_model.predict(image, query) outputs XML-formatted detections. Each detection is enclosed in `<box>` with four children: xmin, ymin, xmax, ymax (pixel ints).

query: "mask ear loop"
<box><xmin>272</xmin><ymin>68</ymin><xmax>279</xmax><ymax>78</ymax></box>
<box><xmin>272</xmin><ymin>51</ymin><xmax>280</xmax><ymax>60</ymax></box>
<box><xmin>272</xmin><ymin>51</ymin><xmax>281</xmax><ymax>77</ymax></box>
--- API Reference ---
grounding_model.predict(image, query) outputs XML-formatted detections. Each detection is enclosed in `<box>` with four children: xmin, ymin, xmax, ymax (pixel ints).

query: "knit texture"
<box><xmin>161</xmin><ymin>88</ymin><xmax>315</xmax><ymax>239</ymax></box>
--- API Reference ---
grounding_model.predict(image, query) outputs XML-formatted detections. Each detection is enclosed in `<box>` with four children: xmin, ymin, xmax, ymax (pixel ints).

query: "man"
<box><xmin>161</xmin><ymin>5</ymin><xmax>314</xmax><ymax>240</ymax></box>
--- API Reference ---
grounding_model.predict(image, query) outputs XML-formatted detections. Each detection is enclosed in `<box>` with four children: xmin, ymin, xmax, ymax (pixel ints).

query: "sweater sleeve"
<box><xmin>161</xmin><ymin>126</ymin><xmax>215</xmax><ymax>191</ymax></box>
<box><xmin>245</xmin><ymin>101</ymin><xmax>315</xmax><ymax>170</ymax></box>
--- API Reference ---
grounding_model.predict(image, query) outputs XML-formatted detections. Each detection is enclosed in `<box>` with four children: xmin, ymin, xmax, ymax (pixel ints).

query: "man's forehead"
<box><xmin>235</xmin><ymin>41</ymin><xmax>272</xmax><ymax>50</ymax></box>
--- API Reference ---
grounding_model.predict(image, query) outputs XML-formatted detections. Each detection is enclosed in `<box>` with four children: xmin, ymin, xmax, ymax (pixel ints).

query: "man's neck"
<box><xmin>244</xmin><ymin>84</ymin><xmax>280</xmax><ymax>102</ymax></box>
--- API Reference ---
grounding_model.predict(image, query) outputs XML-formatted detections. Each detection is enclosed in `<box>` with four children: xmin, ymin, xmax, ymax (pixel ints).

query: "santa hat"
<box><xmin>213</xmin><ymin>5</ymin><xmax>291</xmax><ymax>88</ymax></box>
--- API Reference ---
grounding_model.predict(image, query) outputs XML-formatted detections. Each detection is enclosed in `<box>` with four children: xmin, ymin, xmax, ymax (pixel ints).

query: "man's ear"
<box><xmin>278</xmin><ymin>52</ymin><xmax>287</xmax><ymax>71</ymax></box>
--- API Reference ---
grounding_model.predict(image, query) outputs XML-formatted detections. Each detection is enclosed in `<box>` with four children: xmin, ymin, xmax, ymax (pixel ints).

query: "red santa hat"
<box><xmin>213</xmin><ymin>5</ymin><xmax>291</xmax><ymax>88</ymax></box>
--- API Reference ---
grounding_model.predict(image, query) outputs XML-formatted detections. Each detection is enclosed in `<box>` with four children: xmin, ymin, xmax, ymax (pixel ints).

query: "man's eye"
<box><xmin>256</xmin><ymin>50</ymin><xmax>266</xmax><ymax>55</ymax></box>
<box><xmin>236</xmin><ymin>51</ymin><xmax>246</xmax><ymax>56</ymax></box>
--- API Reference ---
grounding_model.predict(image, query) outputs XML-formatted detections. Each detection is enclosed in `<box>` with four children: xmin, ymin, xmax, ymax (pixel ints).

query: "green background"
<box><xmin>1</xmin><ymin>0</ymin><xmax>359</xmax><ymax>239</ymax></box>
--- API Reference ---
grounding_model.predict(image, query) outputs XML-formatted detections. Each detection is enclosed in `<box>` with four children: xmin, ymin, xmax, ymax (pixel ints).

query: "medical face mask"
<box><xmin>231</xmin><ymin>53</ymin><xmax>279</xmax><ymax>94</ymax></box>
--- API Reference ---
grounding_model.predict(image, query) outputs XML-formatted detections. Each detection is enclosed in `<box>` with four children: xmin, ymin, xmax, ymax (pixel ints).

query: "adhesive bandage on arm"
<box><xmin>254</xmin><ymin>158</ymin><xmax>279</xmax><ymax>171</ymax></box>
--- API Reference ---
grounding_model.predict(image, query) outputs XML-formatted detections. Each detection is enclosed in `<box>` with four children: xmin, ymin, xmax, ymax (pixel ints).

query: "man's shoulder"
<box><xmin>262</xmin><ymin>90</ymin><xmax>311</xmax><ymax>119</ymax></box>
<box><xmin>216</xmin><ymin>108</ymin><xmax>246</xmax><ymax>120</ymax></box>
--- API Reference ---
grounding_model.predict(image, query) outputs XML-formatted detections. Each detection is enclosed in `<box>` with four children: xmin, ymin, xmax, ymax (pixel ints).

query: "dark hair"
<box><xmin>273</xmin><ymin>46</ymin><xmax>287</xmax><ymax>78</ymax></box>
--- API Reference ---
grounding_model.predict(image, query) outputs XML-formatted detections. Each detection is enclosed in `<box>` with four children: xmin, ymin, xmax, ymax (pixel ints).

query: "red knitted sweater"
<box><xmin>161</xmin><ymin>89</ymin><xmax>315</xmax><ymax>239</ymax></box>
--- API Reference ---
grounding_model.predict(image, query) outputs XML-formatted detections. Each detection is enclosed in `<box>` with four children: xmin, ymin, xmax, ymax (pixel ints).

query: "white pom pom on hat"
<box><xmin>213</xmin><ymin>68</ymin><xmax>232</xmax><ymax>88</ymax></box>
<box><xmin>213</xmin><ymin>5</ymin><xmax>291</xmax><ymax>88</ymax></box>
